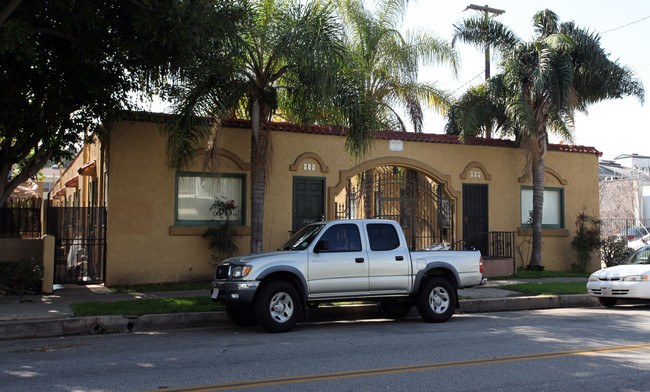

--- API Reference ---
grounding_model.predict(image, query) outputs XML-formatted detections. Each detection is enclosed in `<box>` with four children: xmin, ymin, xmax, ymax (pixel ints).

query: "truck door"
<box><xmin>308</xmin><ymin>223</ymin><xmax>369</xmax><ymax>297</ymax></box>
<box><xmin>365</xmin><ymin>223</ymin><xmax>411</xmax><ymax>293</ymax></box>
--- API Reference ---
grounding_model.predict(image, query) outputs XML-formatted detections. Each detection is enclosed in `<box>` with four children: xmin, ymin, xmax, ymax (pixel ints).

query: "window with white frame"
<box><xmin>176</xmin><ymin>172</ymin><xmax>245</xmax><ymax>226</ymax></box>
<box><xmin>520</xmin><ymin>186</ymin><xmax>564</xmax><ymax>228</ymax></box>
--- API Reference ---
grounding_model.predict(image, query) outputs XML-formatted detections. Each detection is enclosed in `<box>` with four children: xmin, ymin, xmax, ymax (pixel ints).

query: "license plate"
<box><xmin>211</xmin><ymin>288</ymin><xmax>219</xmax><ymax>299</ymax></box>
<box><xmin>601</xmin><ymin>287</ymin><xmax>612</xmax><ymax>296</ymax></box>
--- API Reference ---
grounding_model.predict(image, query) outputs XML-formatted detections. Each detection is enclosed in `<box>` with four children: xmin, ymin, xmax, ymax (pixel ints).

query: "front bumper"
<box><xmin>586</xmin><ymin>280</ymin><xmax>649</xmax><ymax>299</ymax></box>
<box><xmin>211</xmin><ymin>279</ymin><xmax>260</xmax><ymax>307</ymax></box>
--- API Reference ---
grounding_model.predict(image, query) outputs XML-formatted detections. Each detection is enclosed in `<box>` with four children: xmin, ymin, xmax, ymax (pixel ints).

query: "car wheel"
<box><xmin>380</xmin><ymin>301</ymin><xmax>413</xmax><ymax>319</ymax></box>
<box><xmin>225</xmin><ymin>307</ymin><xmax>257</xmax><ymax>327</ymax></box>
<box><xmin>417</xmin><ymin>277</ymin><xmax>456</xmax><ymax>323</ymax></box>
<box><xmin>254</xmin><ymin>281</ymin><xmax>301</xmax><ymax>333</ymax></box>
<box><xmin>599</xmin><ymin>297</ymin><xmax>618</xmax><ymax>307</ymax></box>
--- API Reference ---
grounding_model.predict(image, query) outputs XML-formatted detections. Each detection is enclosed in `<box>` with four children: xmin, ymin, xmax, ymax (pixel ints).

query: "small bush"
<box><xmin>600</xmin><ymin>237</ymin><xmax>634</xmax><ymax>267</ymax></box>
<box><xmin>203</xmin><ymin>197</ymin><xmax>239</xmax><ymax>263</ymax></box>
<box><xmin>0</xmin><ymin>258</ymin><xmax>44</xmax><ymax>295</ymax></box>
<box><xmin>571</xmin><ymin>212</ymin><xmax>601</xmax><ymax>273</ymax></box>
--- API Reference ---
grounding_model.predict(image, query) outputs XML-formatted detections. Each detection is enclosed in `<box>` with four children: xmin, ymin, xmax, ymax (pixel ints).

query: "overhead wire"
<box><xmin>601</xmin><ymin>15</ymin><xmax>650</xmax><ymax>34</ymax></box>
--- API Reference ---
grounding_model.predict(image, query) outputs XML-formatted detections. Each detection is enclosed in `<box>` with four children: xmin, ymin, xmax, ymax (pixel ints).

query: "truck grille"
<box><xmin>215</xmin><ymin>265</ymin><xmax>230</xmax><ymax>279</ymax></box>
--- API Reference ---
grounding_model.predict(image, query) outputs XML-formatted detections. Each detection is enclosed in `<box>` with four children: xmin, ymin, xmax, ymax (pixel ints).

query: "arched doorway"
<box><xmin>333</xmin><ymin>166</ymin><xmax>454</xmax><ymax>250</ymax></box>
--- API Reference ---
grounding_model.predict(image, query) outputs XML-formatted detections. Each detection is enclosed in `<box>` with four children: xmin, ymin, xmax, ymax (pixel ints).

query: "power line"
<box><xmin>451</xmin><ymin>71</ymin><xmax>484</xmax><ymax>95</ymax></box>
<box><xmin>601</xmin><ymin>15</ymin><xmax>650</xmax><ymax>34</ymax></box>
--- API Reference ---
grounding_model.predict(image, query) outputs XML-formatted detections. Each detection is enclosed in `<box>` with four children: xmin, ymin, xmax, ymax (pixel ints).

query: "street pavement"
<box><xmin>0</xmin><ymin>278</ymin><xmax>597</xmax><ymax>340</ymax></box>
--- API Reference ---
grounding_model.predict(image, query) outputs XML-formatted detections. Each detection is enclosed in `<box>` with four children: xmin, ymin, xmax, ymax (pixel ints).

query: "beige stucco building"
<box><xmin>51</xmin><ymin>112</ymin><xmax>601</xmax><ymax>285</ymax></box>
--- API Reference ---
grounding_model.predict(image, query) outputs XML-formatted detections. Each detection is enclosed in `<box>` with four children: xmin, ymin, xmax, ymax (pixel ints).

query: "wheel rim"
<box><xmin>428</xmin><ymin>286</ymin><xmax>450</xmax><ymax>314</ymax></box>
<box><xmin>269</xmin><ymin>291</ymin><xmax>294</xmax><ymax>323</ymax></box>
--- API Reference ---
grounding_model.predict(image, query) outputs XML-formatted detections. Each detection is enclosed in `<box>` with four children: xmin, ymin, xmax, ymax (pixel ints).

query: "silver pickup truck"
<box><xmin>211</xmin><ymin>219</ymin><xmax>483</xmax><ymax>332</ymax></box>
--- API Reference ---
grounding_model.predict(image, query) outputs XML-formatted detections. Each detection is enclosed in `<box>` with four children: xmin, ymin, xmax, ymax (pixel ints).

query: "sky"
<box><xmin>401</xmin><ymin>0</ymin><xmax>650</xmax><ymax>160</ymax></box>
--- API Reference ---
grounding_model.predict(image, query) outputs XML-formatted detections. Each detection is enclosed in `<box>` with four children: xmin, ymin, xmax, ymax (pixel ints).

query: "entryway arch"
<box><xmin>327</xmin><ymin>157</ymin><xmax>459</xmax><ymax>250</ymax></box>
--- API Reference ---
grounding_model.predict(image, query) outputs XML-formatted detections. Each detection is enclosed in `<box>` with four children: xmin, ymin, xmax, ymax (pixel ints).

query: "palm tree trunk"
<box><xmin>249</xmin><ymin>131</ymin><xmax>265</xmax><ymax>254</ymax></box>
<box><xmin>528</xmin><ymin>137</ymin><xmax>547</xmax><ymax>269</ymax></box>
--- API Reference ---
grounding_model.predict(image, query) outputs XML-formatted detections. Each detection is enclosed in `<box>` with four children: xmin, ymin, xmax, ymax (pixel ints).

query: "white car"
<box><xmin>587</xmin><ymin>245</ymin><xmax>650</xmax><ymax>307</ymax></box>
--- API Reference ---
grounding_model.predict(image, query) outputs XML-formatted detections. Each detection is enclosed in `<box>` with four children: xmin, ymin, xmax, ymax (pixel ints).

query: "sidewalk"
<box><xmin>0</xmin><ymin>278</ymin><xmax>597</xmax><ymax>340</ymax></box>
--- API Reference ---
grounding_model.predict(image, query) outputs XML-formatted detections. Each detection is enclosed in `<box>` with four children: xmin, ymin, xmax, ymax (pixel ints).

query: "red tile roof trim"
<box><xmin>77</xmin><ymin>160</ymin><xmax>97</xmax><ymax>176</ymax></box>
<box><xmin>64</xmin><ymin>176</ymin><xmax>79</xmax><ymax>188</ymax></box>
<box><xmin>121</xmin><ymin>111</ymin><xmax>601</xmax><ymax>156</ymax></box>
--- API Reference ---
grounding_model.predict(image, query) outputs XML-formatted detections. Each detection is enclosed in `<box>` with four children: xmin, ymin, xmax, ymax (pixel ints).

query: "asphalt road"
<box><xmin>2</xmin><ymin>306</ymin><xmax>650</xmax><ymax>392</ymax></box>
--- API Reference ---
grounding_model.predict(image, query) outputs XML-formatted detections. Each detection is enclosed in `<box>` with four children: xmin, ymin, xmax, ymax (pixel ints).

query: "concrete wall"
<box><xmin>104</xmin><ymin>118</ymin><xmax>600</xmax><ymax>285</ymax></box>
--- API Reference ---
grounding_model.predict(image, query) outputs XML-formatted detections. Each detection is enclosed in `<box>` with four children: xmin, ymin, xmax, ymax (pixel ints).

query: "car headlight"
<box><xmin>621</xmin><ymin>275</ymin><xmax>648</xmax><ymax>282</ymax></box>
<box><xmin>588</xmin><ymin>275</ymin><xmax>599</xmax><ymax>281</ymax></box>
<box><xmin>231</xmin><ymin>265</ymin><xmax>252</xmax><ymax>278</ymax></box>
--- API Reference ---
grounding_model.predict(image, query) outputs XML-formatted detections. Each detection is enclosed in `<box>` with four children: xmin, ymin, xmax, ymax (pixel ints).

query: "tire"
<box><xmin>380</xmin><ymin>301</ymin><xmax>413</xmax><ymax>319</ymax></box>
<box><xmin>254</xmin><ymin>281</ymin><xmax>302</xmax><ymax>333</ymax></box>
<box><xmin>225</xmin><ymin>307</ymin><xmax>257</xmax><ymax>327</ymax></box>
<box><xmin>416</xmin><ymin>277</ymin><xmax>456</xmax><ymax>323</ymax></box>
<box><xmin>599</xmin><ymin>297</ymin><xmax>618</xmax><ymax>307</ymax></box>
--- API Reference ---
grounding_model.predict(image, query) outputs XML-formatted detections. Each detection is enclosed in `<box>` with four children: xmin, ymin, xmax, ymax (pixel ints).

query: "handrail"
<box><xmin>451</xmin><ymin>231</ymin><xmax>515</xmax><ymax>259</ymax></box>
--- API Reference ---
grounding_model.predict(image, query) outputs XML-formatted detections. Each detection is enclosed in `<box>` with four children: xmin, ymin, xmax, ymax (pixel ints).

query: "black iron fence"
<box><xmin>600</xmin><ymin>218</ymin><xmax>650</xmax><ymax>239</ymax></box>
<box><xmin>0</xmin><ymin>199</ymin><xmax>42</xmax><ymax>238</ymax></box>
<box><xmin>451</xmin><ymin>231</ymin><xmax>515</xmax><ymax>259</ymax></box>
<box><xmin>46</xmin><ymin>205</ymin><xmax>106</xmax><ymax>284</ymax></box>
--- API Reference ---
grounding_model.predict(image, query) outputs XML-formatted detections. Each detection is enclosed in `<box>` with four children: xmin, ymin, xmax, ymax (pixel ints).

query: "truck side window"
<box><xmin>319</xmin><ymin>224</ymin><xmax>362</xmax><ymax>252</ymax></box>
<box><xmin>367</xmin><ymin>224</ymin><xmax>400</xmax><ymax>251</ymax></box>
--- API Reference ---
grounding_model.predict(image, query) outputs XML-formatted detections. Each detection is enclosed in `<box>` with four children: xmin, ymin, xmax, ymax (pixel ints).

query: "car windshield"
<box><xmin>625</xmin><ymin>247</ymin><xmax>650</xmax><ymax>265</ymax></box>
<box><xmin>279</xmin><ymin>224</ymin><xmax>326</xmax><ymax>251</ymax></box>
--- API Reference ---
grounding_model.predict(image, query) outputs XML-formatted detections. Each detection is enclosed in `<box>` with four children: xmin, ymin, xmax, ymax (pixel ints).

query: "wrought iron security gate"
<box><xmin>335</xmin><ymin>168</ymin><xmax>454</xmax><ymax>250</ymax></box>
<box><xmin>46</xmin><ymin>203</ymin><xmax>106</xmax><ymax>284</ymax></box>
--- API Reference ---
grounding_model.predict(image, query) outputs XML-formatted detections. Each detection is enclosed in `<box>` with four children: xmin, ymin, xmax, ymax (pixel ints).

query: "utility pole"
<box><xmin>464</xmin><ymin>4</ymin><xmax>505</xmax><ymax>138</ymax></box>
<box><xmin>464</xmin><ymin>4</ymin><xmax>505</xmax><ymax>80</ymax></box>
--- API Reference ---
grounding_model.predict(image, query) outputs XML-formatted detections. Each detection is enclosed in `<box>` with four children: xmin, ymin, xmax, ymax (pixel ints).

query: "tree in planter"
<box><xmin>203</xmin><ymin>197</ymin><xmax>240</xmax><ymax>263</ymax></box>
<box><xmin>570</xmin><ymin>212</ymin><xmax>601</xmax><ymax>272</ymax></box>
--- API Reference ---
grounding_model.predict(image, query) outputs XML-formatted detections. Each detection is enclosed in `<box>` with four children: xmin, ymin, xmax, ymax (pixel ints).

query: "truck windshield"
<box><xmin>280</xmin><ymin>224</ymin><xmax>325</xmax><ymax>251</ymax></box>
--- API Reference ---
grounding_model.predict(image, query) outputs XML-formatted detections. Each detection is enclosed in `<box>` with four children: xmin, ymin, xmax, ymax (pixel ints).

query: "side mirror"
<box><xmin>314</xmin><ymin>239</ymin><xmax>329</xmax><ymax>253</ymax></box>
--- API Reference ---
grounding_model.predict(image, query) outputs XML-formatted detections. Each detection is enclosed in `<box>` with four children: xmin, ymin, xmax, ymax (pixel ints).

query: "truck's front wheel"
<box><xmin>255</xmin><ymin>281</ymin><xmax>301</xmax><ymax>333</ymax></box>
<box><xmin>417</xmin><ymin>277</ymin><xmax>456</xmax><ymax>323</ymax></box>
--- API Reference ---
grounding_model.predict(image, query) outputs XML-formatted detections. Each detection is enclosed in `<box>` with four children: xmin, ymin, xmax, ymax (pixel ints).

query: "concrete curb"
<box><xmin>0</xmin><ymin>296</ymin><xmax>601</xmax><ymax>340</ymax></box>
<box><xmin>459</xmin><ymin>294</ymin><xmax>599</xmax><ymax>313</ymax></box>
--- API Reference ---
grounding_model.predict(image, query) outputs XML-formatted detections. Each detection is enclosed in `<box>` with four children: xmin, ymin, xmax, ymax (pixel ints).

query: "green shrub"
<box><xmin>203</xmin><ymin>197</ymin><xmax>239</xmax><ymax>263</ymax></box>
<box><xmin>570</xmin><ymin>212</ymin><xmax>601</xmax><ymax>273</ymax></box>
<box><xmin>0</xmin><ymin>258</ymin><xmax>44</xmax><ymax>295</ymax></box>
<box><xmin>600</xmin><ymin>237</ymin><xmax>634</xmax><ymax>267</ymax></box>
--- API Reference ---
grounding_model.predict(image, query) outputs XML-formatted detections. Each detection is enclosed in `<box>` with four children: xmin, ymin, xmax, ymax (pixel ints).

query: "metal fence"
<box><xmin>600</xmin><ymin>218</ymin><xmax>650</xmax><ymax>239</ymax></box>
<box><xmin>451</xmin><ymin>231</ymin><xmax>515</xmax><ymax>259</ymax></box>
<box><xmin>0</xmin><ymin>199</ymin><xmax>42</xmax><ymax>238</ymax></box>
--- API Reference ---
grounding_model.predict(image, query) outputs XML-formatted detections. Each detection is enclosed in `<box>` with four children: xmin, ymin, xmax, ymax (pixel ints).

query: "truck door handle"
<box><xmin>355</xmin><ymin>258</ymin><xmax>365</xmax><ymax>263</ymax></box>
<box><xmin>395</xmin><ymin>256</ymin><xmax>404</xmax><ymax>261</ymax></box>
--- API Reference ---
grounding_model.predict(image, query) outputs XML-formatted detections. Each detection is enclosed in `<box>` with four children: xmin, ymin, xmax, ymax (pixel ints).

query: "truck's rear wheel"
<box><xmin>417</xmin><ymin>277</ymin><xmax>456</xmax><ymax>323</ymax></box>
<box><xmin>255</xmin><ymin>281</ymin><xmax>301</xmax><ymax>333</ymax></box>
<box><xmin>225</xmin><ymin>307</ymin><xmax>257</xmax><ymax>327</ymax></box>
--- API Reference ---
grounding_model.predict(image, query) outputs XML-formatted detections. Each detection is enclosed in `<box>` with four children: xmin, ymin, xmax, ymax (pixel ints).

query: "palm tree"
<box><xmin>332</xmin><ymin>0</ymin><xmax>458</xmax><ymax>156</ymax></box>
<box><xmin>449</xmin><ymin>9</ymin><xmax>644</xmax><ymax>269</ymax></box>
<box><xmin>166</xmin><ymin>0</ymin><xmax>346</xmax><ymax>253</ymax></box>
<box><xmin>452</xmin><ymin>12</ymin><xmax>518</xmax><ymax>137</ymax></box>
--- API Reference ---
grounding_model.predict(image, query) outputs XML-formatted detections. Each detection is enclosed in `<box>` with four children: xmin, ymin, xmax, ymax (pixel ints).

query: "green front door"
<box><xmin>293</xmin><ymin>177</ymin><xmax>325</xmax><ymax>233</ymax></box>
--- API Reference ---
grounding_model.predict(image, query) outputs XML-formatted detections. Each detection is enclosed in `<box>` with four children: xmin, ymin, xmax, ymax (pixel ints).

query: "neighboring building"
<box><xmin>51</xmin><ymin>112</ymin><xmax>601</xmax><ymax>285</ymax></box>
<box><xmin>599</xmin><ymin>155</ymin><xmax>650</xmax><ymax>237</ymax></box>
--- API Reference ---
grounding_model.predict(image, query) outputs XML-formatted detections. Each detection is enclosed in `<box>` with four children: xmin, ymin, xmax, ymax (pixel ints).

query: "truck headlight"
<box><xmin>231</xmin><ymin>265</ymin><xmax>252</xmax><ymax>278</ymax></box>
<box><xmin>621</xmin><ymin>275</ymin><xmax>648</xmax><ymax>282</ymax></box>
